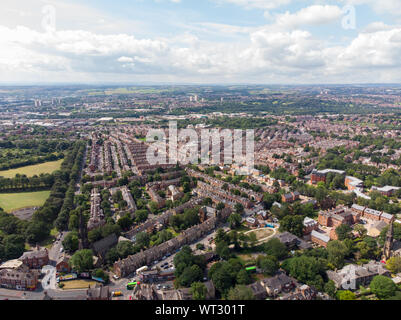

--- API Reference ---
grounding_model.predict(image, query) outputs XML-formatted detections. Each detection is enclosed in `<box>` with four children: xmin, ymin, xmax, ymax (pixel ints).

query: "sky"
<box><xmin>0</xmin><ymin>0</ymin><xmax>401</xmax><ymax>84</ymax></box>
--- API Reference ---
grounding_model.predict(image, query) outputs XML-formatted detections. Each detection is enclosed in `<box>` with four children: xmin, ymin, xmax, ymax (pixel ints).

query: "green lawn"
<box><xmin>0</xmin><ymin>159</ymin><xmax>63</xmax><ymax>178</ymax></box>
<box><xmin>0</xmin><ymin>190</ymin><xmax>50</xmax><ymax>212</ymax></box>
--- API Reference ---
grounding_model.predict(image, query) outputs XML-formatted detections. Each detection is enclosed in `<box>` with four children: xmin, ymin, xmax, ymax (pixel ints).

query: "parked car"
<box><xmin>112</xmin><ymin>291</ymin><xmax>123</xmax><ymax>297</ymax></box>
<box><xmin>113</xmin><ymin>275</ymin><xmax>120</xmax><ymax>280</ymax></box>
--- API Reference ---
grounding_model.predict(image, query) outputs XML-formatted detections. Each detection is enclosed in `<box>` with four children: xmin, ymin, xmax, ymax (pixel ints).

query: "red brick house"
<box><xmin>18</xmin><ymin>247</ymin><xmax>49</xmax><ymax>269</ymax></box>
<box><xmin>56</xmin><ymin>255</ymin><xmax>71</xmax><ymax>273</ymax></box>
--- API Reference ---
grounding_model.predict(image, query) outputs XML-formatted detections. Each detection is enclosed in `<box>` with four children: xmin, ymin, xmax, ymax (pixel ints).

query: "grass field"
<box><xmin>0</xmin><ymin>190</ymin><xmax>50</xmax><ymax>212</ymax></box>
<box><xmin>0</xmin><ymin>159</ymin><xmax>63</xmax><ymax>178</ymax></box>
<box><xmin>245</xmin><ymin>228</ymin><xmax>274</xmax><ymax>241</ymax></box>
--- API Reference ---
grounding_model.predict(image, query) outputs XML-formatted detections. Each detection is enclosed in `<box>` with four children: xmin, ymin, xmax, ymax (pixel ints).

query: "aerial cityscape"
<box><xmin>1</xmin><ymin>0</ymin><xmax>401</xmax><ymax>306</ymax></box>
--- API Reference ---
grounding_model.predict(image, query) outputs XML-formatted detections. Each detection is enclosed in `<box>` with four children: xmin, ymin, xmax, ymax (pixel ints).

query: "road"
<box><xmin>48</xmin><ymin>231</ymin><xmax>69</xmax><ymax>265</ymax></box>
<box><xmin>41</xmin><ymin>265</ymin><xmax>57</xmax><ymax>290</ymax></box>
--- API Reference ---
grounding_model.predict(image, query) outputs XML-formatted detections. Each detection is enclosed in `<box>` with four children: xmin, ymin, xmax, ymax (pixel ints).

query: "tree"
<box><xmin>70</xmin><ymin>249</ymin><xmax>94</xmax><ymax>273</ymax></box>
<box><xmin>134</xmin><ymin>210</ymin><xmax>148</xmax><ymax>224</ymax></box>
<box><xmin>264</xmin><ymin>238</ymin><xmax>288</xmax><ymax>260</ymax></box>
<box><xmin>116</xmin><ymin>241</ymin><xmax>134</xmax><ymax>258</ymax></box>
<box><xmin>215</xmin><ymin>228</ymin><xmax>228</xmax><ymax>244</ymax></box>
<box><xmin>281</xmin><ymin>255</ymin><xmax>325</xmax><ymax>291</ymax></box>
<box><xmin>327</xmin><ymin>240</ymin><xmax>348</xmax><ymax>268</ymax></box>
<box><xmin>178</xmin><ymin>264</ymin><xmax>203</xmax><ymax>287</ymax></box>
<box><xmin>93</xmin><ymin>269</ymin><xmax>109</xmax><ymax>283</ymax></box>
<box><xmin>227</xmin><ymin>285</ymin><xmax>255</xmax><ymax>300</ymax></box>
<box><xmin>386</xmin><ymin>256</ymin><xmax>401</xmax><ymax>274</ymax></box>
<box><xmin>216</xmin><ymin>202</ymin><xmax>225</xmax><ymax>211</ymax></box>
<box><xmin>234</xmin><ymin>203</ymin><xmax>244</xmax><ymax>215</ymax></box>
<box><xmin>174</xmin><ymin>245</ymin><xmax>206</xmax><ymax>280</ymax></box>
<box><xmin>201</xmin><ymin>198</ymin><xmax>213</xmax><ymax>206</ymax></box>
<box><xmin>356</xmin><ymin>236</ymin><xmax>380</xmax><ymax>260</ymax></box>
<box><xmin>135</xmin><ymin>232</ymin><xmax>150</xmax><ymax>249</ymax></box>
<box><xmin>196</xmin><ymin>243</ymin><xmax>205</xmax><ymax>251</ymax></box>
<box><xmin>324</xmin><ymin>280</ymin><xmax>337</xmax><ymax>298</ymax></box>
<box><xmin>336</xmin><ymin>290</ymin><xmax>356</xmax><ymax>300</ymax></box>
<box><xmin>106</xmin><ymin>247</ymin><xmax>120</xmax><ymax>264</ymax></box>
<box><xmin>236</xmin><ymin>269</ymin><xmax>252</xmax><ymax>285</ymax></box>
<box><xmin>68</xmin><ymin>214</ymin><xmax>79</xmax><ymax>231</ymax></box>
<box><xmin>191</xmin><ymin>282</ymin><xmax>207</xmax><ymax>300</ymax></box>
<box><xmin>117</xmin><ymin>215</ymin><xmax>133</xmax><ymax>231</ymax></box>
<box><xmin>148</xmin><ymin>201</ymin><xmax>159</xmax><ymax>214</ymax></box>
<box><xmin>208</xmin><ymin>259</ymin><xmax>244</xmax><ymax>295</ymax></box>
<box><xmin>216</xmin><ymin>241</ymin><xmax>232</xmax><ymax>260</ymax></box>
<box><xmin>62</xmin><ymin>231</ymin><xmax>79</xmax><ymax>253</ymax></box>
<box><xmin>354</xmin><ymin>224</ymin><xmax>367</xmax><ymax>238</ymax></box>
<box><xmin>25</xmin><ymin>221</ymin><xmax>50</xmax><ymax>245</ymax></box>
<box><xmin>370</xmin><ymin>275</ymin><xmax>398</xmax><ymax>299</ymax></box>
<box><xmin>257</xmin><ymin>255</ymin><xmax>279</xmax><ymax>276</ymax></box>
<box><xmin>279</xmin><ymin>215</ymin><xmax>304</xmax><ymax>237</ymax></box>
<box><xmin>335</xmin><ymin>224</ymin><xmax>352</xmax><ymax>241</ymax></box>
<box><xmin>2</xmin><ymin>234</ymin><xmax>25</xmax><ymax>260</ymax></box>
<box><xmin>228</xmin><ymin>213</ymin><xmax>242</xmax><ymax>229</ymax></box>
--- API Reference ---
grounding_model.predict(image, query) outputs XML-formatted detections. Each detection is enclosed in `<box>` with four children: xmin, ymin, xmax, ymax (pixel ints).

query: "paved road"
<box><xmin>41</xmin><ymin>265</ymin><xmax>57</xmax><ymax>290</ymax></box>
<box><xmin>48</xmin><ymin>231</ymin><xmax>69</xmax><ymax>265</ymax></box>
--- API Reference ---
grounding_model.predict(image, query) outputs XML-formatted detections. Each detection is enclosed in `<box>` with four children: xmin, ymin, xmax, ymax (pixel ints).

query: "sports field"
<box><xmin>0</xmin><ymin>190</ymin><xmax>50</xmax><ymax>212</ymax></box>
<box><xmin>0</xmin><ymin>159</ymin><xmax>63</xmax><ymax>178</ymax></box>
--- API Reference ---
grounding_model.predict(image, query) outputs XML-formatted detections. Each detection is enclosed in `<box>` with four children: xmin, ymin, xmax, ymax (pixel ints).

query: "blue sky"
<box><xmin>0</xmin><ymin>0</ymin><xmax>401</xmax><ymax>84</ymax></box>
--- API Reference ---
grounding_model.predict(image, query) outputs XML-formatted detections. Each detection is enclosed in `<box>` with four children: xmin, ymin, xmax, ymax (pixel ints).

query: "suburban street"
<box><xmin>48</xmin><ymin>231</ymin><xmax>69</xmax><ymax>265</ymax></box>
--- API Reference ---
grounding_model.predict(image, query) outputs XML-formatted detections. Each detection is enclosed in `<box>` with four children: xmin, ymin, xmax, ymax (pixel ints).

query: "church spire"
<box><xmin>383</xmin><ymin>221</ymin><xmax>394</xmax><ymax>261</ymax></box>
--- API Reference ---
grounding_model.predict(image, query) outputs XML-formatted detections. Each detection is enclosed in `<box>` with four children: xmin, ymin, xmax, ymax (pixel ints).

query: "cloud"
<box><xmin>2</xmin><ymin>22</ymin><xmax>401</xmax><ymax>84</ymax></box>
<box><xmin>212</xmin><ymin>0</ymin><xmax>292</xmax><ymax>10</ymax></box>
<box><xmin>339</xmin><ymin>0</ymin><xmax>401</xmax><ymax>17</ymax></box>
<box><xmin>274</xmin><ymin>5</ymin><xmax>343</xmax><ymax>29</ymax></box>
<box><xmin>1</xmin><ymin>1</ymin><xmax>401</xmax><ymax>84</ymax></box>
<box><xmin>117</xmin><ymin>56</ymin><xmax>134</xmax><ymax>63</ymax></box>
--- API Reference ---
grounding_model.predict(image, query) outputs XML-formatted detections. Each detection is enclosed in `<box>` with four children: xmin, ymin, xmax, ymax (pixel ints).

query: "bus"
<box><xmin>126</xmin><ymin>281</ymin><xmax>140</xmax><ymax>290</ymax></box>
<box><xmin>136</xmin><ymin>266</ymin><xmax>148</xmax><ymax>275</ymax></box>
<box><xmin>245</xmin><ymin>266</ymin><xmax>257</xmax><ymax>273</ymax></box>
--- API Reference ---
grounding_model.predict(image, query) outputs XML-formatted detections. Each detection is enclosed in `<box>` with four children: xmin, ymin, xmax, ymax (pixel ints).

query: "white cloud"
<box><xmin>213</xmin><ymin>0</ymin><xmax>292</xmax><ymax>10</ymax></box>
<box><xmin>339</xmin><ymin>0</ymin><xmax>401</xmax><ymax>17</ymax></box>
<box><xmin>117</xmin><ymin>56</ymin><xmax>134</xmax><ymax>63</ymax></box>
<box><xmin>1</xmin><ymin>1</ymin><xmax>401</xmax><ymax>83</ymax></box>
<box><xmin>274</xmin><ymin>5</ymin><xmax>343</xmax><ymax>29</ymax></box>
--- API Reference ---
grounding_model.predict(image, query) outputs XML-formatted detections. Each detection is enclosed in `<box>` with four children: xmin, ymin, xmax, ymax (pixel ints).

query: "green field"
<box><xmin>0</xmin><ymin>159</ymin><xmax>63</xmax><ymax>178</ymax></box>
<box><xmin>0</xmin><ymin>190</ymin><xmax>50</xmax><ymax>212</ymax></box>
